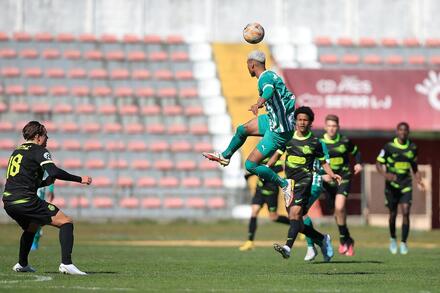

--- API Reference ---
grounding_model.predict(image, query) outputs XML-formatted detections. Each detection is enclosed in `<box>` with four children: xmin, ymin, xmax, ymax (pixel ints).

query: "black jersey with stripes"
<box><xmin>3</xmin><ymin>143</ymin><xmax>54</xmax><ymax>204</ymax></box>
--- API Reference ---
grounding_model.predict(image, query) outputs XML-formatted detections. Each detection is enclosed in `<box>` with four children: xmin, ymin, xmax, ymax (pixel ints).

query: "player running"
<box><xmin>2</xmin><ymin>121</ymin><xmax>92</xmax><ymax>275</ymax></box>
<box><xmin>239</xmin><ymin>157</ymin><xmax>290</xmax><ymax>251</ymax></box>
<box><xmin>320</xmin><ymin>114</ymin><xmax>362</xmax><ymax>256</ymax></box>
<box><xmin>31</xmin><ymin>174</ymin><xmax>54</xmax><ymax>251</ymax></box>
<box><xmin>272</xmin><ymin>107</ymin><xmax>341</xmax><ymax>261</ymax></box>
<box><xmin>203</xmin><ymin>50</ymin><xmax>296</xmax><ymax>205</ymax></box>
<box><xmin>376</xmin><ymin>122</ymin><xmax>424</xmax><ymax>255</ymax></box>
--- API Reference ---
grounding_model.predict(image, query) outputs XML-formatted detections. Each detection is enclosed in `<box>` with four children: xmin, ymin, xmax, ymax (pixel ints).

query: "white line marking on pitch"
<box><xmin>0</xmin><ymin>273</ymin><xmax>52</xmax><ymax>284</ymax></box>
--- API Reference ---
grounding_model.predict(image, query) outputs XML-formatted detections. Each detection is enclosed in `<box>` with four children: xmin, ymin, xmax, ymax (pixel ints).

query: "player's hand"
<box><xmin>384</xmin><ymin>173</ymin><xmax>397</xmax><ymax>181</ymax></box>
<box><xmin>248</xmin><ymin>104</ymin><xmax>259</xmax><ymax>116</ymax></box>
<box><xmin>322</xmin><ymin>174</ymin><xmax>332</xmax><ymax>182</ymax></box>
<box><xmin>81</xmin><ymin>176</ymin><xmax>92</xmax><ymax>185</ymax></box>
<box><xmin>417</xmin><ymin>179</ymin><xmax>426</xmax><ymax>192</ymax></box>
<box><xmin>332</xmin><ymin>174</ymin><xmax>342</xmax><ymax>185</ymax></box>
<box><xmin>353</xmin><ymin>163</ymin><xmax>363</xmax><ymax>175</ymax></box>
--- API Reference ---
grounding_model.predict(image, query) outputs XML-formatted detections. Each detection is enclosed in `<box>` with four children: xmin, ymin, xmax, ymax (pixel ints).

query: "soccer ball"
<box><xmin>243</xmin><ymin>23</ymin><xmax>265</xmax><ymax>44</ymax></box>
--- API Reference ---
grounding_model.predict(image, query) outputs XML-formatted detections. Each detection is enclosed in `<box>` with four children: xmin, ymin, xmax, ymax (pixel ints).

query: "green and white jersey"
<box><xmin>312</xmin><ymin>140</ymin><xmax>330</xmax><ymax>188</ymax></box>
<box><xmin>258</xmin><ymin>70</ymin><xmax>296</xmax><ymax>133</ymax></box>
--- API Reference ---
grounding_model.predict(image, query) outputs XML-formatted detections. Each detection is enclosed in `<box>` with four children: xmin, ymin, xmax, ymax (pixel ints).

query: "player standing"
<box><xmin>272</xmin><ymin>107</ymin><xmax>341</xmax><ymax>261</ymax></box>
<box><xmin>376</xmin><ymin>122</ymin><xmax>424</xmax><ymax>255</ymax></box>
<box><xmin>203</xmin><ymin>50</ymin><xmax>296</xmax><ymax>205</ymax></box>
<box><xmin>2</xmin><ymin>121</ymin><xmax>92</xmax><ymax>275</ymax></box>
<box><xmin>239</xmin><ymin>157</ymin><xmax>290</xmax><ymax>251</ymax></box>
<box><xmin>320</xmin><ymin>114</ymin><xmax>362</xmax><ymax>256</ymax></box>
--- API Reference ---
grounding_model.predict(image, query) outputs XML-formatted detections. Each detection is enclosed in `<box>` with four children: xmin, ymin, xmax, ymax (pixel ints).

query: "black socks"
<box><xmin>59</xmin><ymin>223</ymin><xmax>74</xmax><ymax>265</ymax></box>
<box><xmin>19</xmin><ymin>231</ymin><xmax>36</xmax><ymax>267</ymax></box>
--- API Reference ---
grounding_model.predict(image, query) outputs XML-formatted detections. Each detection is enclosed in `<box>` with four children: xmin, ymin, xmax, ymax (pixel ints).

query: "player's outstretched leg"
<box><xmin>303</xmin><ymin>217</ymin><xmax>318</xmax><ymax>261</ymax></box>
<box><xmin>13</xmin><ymin>223</ymin><xmax>39</xmax><ymax>273</ymax></box>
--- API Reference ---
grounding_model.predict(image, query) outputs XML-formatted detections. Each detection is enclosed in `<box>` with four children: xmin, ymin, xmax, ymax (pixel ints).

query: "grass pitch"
<box><xmin>0</xmin><ymin>220</ymin><xmax>439</xmax><ymax>292</ymax></box>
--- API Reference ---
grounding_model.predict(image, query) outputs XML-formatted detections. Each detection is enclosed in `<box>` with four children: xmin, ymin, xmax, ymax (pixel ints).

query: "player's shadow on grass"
<box><xmin>312</xmin><ymin>260</ymin><xmax>384</xmax><ymax>265</ymax></box>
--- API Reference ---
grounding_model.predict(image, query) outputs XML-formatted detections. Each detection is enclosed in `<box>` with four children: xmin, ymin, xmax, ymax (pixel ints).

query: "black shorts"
<box><xmin>322</xmin><ymin>173</ymin><xmax>351</xmax><ymax>199</ymax></box>
<box><xmin>288</xmin><ymin>176</ymin><xmax>312</xmax><ymax>215</ymax></box>
<box><xmin>252</xmin><ymin>183</ymin><xmax>279</xmax><ymax>212</ymax></box>
<box><xmin>385</xmin><ymin>181</ymin><xmax>412</xmax><ymax>210</ymax></box>
<box><xmin>3</xmin><ymin>196</ymin><xmax>59</xmax><ymax>230</ymax></box>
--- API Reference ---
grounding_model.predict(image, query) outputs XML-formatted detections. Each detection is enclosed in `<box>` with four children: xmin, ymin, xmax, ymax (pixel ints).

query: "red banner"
<box><xmin>283</xmin><ymin>69</ymin><xmax>440</xmax><ymax>130</ymax></box>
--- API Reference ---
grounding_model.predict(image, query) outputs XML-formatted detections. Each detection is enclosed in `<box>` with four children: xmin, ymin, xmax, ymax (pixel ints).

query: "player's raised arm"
<box><xmin>42</xmin><ymin>163</ymin><xmax>92</xmax><ymax>185</ymax></box>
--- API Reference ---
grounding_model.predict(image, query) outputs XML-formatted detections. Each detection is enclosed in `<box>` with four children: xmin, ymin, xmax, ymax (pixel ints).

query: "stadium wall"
<box><xmin>0</xmin><ymin>0</ymin><xmax>439</xmax><ymax>41</ymax></box>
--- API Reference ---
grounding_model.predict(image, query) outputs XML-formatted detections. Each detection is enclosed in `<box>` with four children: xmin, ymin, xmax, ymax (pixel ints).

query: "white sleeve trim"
<box><xmin>262</xmin><ymin>84</ymin><xmax>274</xmax><ymax>91</ymax></box>
<box><xmin>40</xmin><ymin>160</ymin><xmax>54</xmax><ymax>166</ymax></box>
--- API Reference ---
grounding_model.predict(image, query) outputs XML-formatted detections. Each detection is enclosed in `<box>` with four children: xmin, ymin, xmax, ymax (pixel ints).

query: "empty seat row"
<box><xmin>315</xmin><ymin>36</ymin><xmax>440</xmax><ymax>48</ymax></box>
<box><xmin>0</xmin><ymin>48</ymin><xmax>189</xmax><ymax>62</ymax></box>
<box><xmin>319</xmin><ymin>54</ymin><xmax>440</xmax><ymax>65</ymax></box>
<box><xmin>0</xmin><ymin>85</ymin><xmax>198</xmax><ymax>98</ymax></box>
<box><xmin>0</xmin><ymin>120</ymin><xmax>209</xmax><ymax>135</ymax></box>
<box><xmin>49</xmin><ymin>196</ymin><xmax>225</xmax><ymax>209</ymax></box>
<box><xmin>0</xmin><ymin>32</ymin><xmax>185</xmax><ymax>45</ymax></box>
<box><xmin>0</xmin><ymin>67</ymin><xmax>193</xmax><ymax>80</ymax></box>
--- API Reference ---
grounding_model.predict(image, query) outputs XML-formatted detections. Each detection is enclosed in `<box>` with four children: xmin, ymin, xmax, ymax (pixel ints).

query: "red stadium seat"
<box><xmin>89</xmin><ymin>68</ymin><xmax>108</xmax><ymax>79</ymax></box>
<box><xmin>51</xmin><ymin>197</ymin><xmax>66</xmax><ymax>209</ymax></box>
<box><xmin>83</xmin><ymin>139</ymin><xmax>103</xmax><ymax>151</ymax></box>
<box><xmin>79</xmin><ymin>33</ymin><xmax>97</xmax><ymax>43</ymax></box>
<box><xmin>179</xmin><ymin>88</ymin><xmax>198</xmax><ymax>98</ymax></box>
<box><xmin>0</xmin><ymin>102</ymin><xmax>7</xmax><ymax>113</ymax></box>
<box><xmin>166</xmin><ymin>35</ymin><xmax>184</xmax><ymax>44</ymax></box>
<box><xmin>32</xmin><ymin>103</ymin><xmax>51</xmax><ymax>114</ymax></box>
<box><xmin>0</xmin><ymin>157</ymin><xmax>9</xmax><ymax>168</ymax></box>
<box><xmin>184</xmin><ymin>105</ymin><xmax>203</xmax><ymax>116</ymax></box>
<box><xmin>109</xmin><ymin>159</ymin><xmax>128</xmax><ymax>169</ymax></box>
<box><xmin>314</xmin><ymin>36</ymin><xmax>332</xmax><ymax>46</ymax></box>
<box><xmin>106</xmin><ymin>141</ymin><xmax>126</xmax><ymax>152</ymax></box>
<box><xmin>143</xmin><ymin>34</ymin><xmax>162</xmax><ymax>44</ymax></box>
<box><xmin>142</xmin><ymin>197</ymin><xmax>161</xmax><ymax>208</ymax></box>
<box><xmin>70</xmin><ymin>197</ymin><xmax>89</xmax><ymax>208</ymax></box>
<box><xmin>127</xmin><ymin>51</ymin><xmax>147</xmax><ymax>62</ymax></box>
<box><xmin>204</xmin><ymin>178</ymin><xmax>223</xmax><ymax>188</ymax></box>
<box><xmin>1</xmin><ymin>67</ymin><xmax>20</xmax><ymax>77</ymax></box>
<box><xmin>167</xmin><ymin>124</ymin><xmax>188</xmax><ymax>134</ymax></box>
<box><xmin>163</xmin><ymin>105</ymin><xmax>182</xmax><ymax>116</ymax></box>
<box><xmin>120</xmin><ymin>197</ymin><xmax>139</xmax><ymax>209</ymax></box>
<box><xmin>0</xmin><ymin>32</ymin><xmax>9</xmax><ymax>41</ymax></box>
<box><xmin>24</xmin><ymin>68</ymin><xmax>43</xmax><ymax>78</ymax></box>
<box><xmin>341</xmin><ymin>54</ymin><xmax>360</xmax><ymax>64</ymax></box>
<box><xmin>403</xmin><ymin>38</ymin><xmax>420</xmax><ymax>47</ymax></box>
<box><xmin>42</xmin><ymin>121</ymin><xmax>57</xmax><ymax>132</ymax></box>
<box><xmin>164</xmin><ymin>197</ymin><xmax>183</xmax><ymax>208</ymax></box>
<box><xmin>137</xmin><ymin>177</ymin><xmax>157</xmax><ymax>187</ymax></box>
<box><xmin>13</xmin><ymin>32</ymin><xmax>32</xmax><ymax>42</ymax></box>
<box><xmin>149</xmin><ymin>51</ymin><xmax>168</xmax><ymax>61</ymax></box>
<box><xmin>430</xmin><ymin>56</ymin><xmax>440</xmax><ymax>65</ymax></box>
<box><xmin>319</xmin><ymin>54</ymin><xmax>338</xmax><ymax>64</ymax></box>
<box><xmin>171</xmin><ymin>51</ymin><xmax>189</xmax><ymax>62</ymax></box>
<box><xmin>408</xmin><ymin>55</ymin><xmax>426</xmax><ymax>65</ymax></box>
<box><xmin>136</xmin><ymin>87</ymin><xmax>155</xmax><ymax>98</ymax></box>
<box><xmin>63</xmin><ymin>139</ymin><xmax>81</xmax><ymax>151</ymax></box>
<box><xmin>194</xmin><ymin>141</ymin><xmax>213</xmax><ymax>153</ymax></box>
<box><xmin>82</xmin><ymin>122</ymin><xmax>101</xmax><ymax>133</ymax></box>
<box><xmin>92</xmin><ymin>86</ymin><xmax>112</xmax><ymax>97</ymax></box>
<box><xmin>98</xmin><ymin>104</ymin><xmax>117</xmax><ymax>115</ymax></box>
<box><xmin>190</xmin><ymin>124</ymin><xmax>209</xmax><ymax>135</ymax></box>
<box><xmin>60</xmin><ymin>122</ymin><xmax>79</xmax><ymax>133</ymax></box>
<box><xmin>146</xmin><ymin>123</ymin><xmax>165</xmax><ymax>134</ymax></box>
<box><xmin>358</xmin><ymin>37</ymin><xmax>377</xmax><ymax>47</ymax></box>
<box><xmin>69</xmin><ymin>68</ymin><xmax>87</xmax><ymax>79</ymax></box>
<box><xmin>171</xmin><ymin>140</ymin><xmax>192</xmax><ymax>152</ymax></box>
<box><xmin>15</xmin><ymin>121</ymin><xmax>28</xmax><ymax>131</ymax></box>
<box><xmin>175</xmin><ymin>70</ymin><xmax>193</xmax><ymax>80</ymax></box>
<box><xmin>124</xmin><ymin>123</ymin><xmax>144</xmax><ymax>134</ymax></box>
<box><xmin>85</xmin><ymin>159</ymin><xmax>105</xmax><ymax>169</ymax></box>
<box><xmin>385</xmin><ymin>55</ymin><xmax>404</xmax><ymax>65</ymax></box>
<box><xmin>5</xmin><ymin>85</ymin><xmax>25</xmax><ymax>95</ymax></box>
<box><xmin>176</xmin><ymin>160</ymin><xmax>196</xmax><ymax>171</ymax></box>
<box><xmin>63</xmin><ymin>158</ymin><xmax>82</xmax><ymax>169</ymax></box>
<box><xmin>104</xmin><ymin>123</ymin><xmax>122</xmax><ymax>133</ymax></box>
<box><xmin>100</xmin><ymin>34</ymin><xmax>118</xmax><ymax>43</ymax></box>
<box><xmin>57</xmin><ymin>33</ymin><xmax>76</xmax><ymax>42</ymax></box>
<box><xmin>118</xmin><ymin>104</ymin><xmax>138</xmax><ymax>116</ymax></box>
<box><xmin>64</xmin><ymin>50</ymin><xmax>81</xmax><ymax>60</ymax></box>
<box><xmin>182</xmin><ymin>177</ymin><xmax>201</xmax><ymax>188</ymax></box>
<box><xmin>42</xmin><ymin>48</ymin><xmax>61</xmax><ymax>59</ymax></box>
<box><xmin>50</xmin><ymin>85</ymin><xmax>69</xmax><ymax>96</ymax></box>
<box><xmin>35</xmin><ymin>32</ymin><xmax>53</xmax><ymax>42</ymax></box>
<box><xmin>110</xmin><ymin>69</ymin><xmax>130</xmax><ymax>80</ymax></box>
<box><xmin>363</xmin><ymin>55</ymin><xmax>383</xmax><ymax>64</ymax></box>
<box><xmin>20</xmin><ymin>48</ymin><xmax>39</xmax><ymax>59</ymax></box>
<box><xmin>0</xmin><ymin>48</ymin><xmax>17</xmax><ymax>58</ymax></box>
<box><xmin>150</xmin><ymin>141</ymin><xmax>169</xmax><ymax>152</ymax></box>
<box><xmin>336</xmin><ymin>37</ymin><xmax>354</xmax><ymax>47</ymax></box>
<box><xmin>207</xmin><ymin>197</ymin><xmax>226</xmax><ymax>209</ymax></box>
<box><xmin>154</xmin><ymin>159</ymin><xmax>173</xmax><ymax>171</ymax></box>
<box><xmin>186</xmin><ymin>197</ymin><xmax>206</xmax><ymax>209</ymax></box>
<box><xmin>159</xmin><ymin>177</ymin><xmax>179</xmax><ymax>188</ymax></box>
<box><xmin>131</xmin><ymin>160</ymin><xmax>150</xmax><ymax>170</ymax></box>
<box><xmin>76</xmin><ymin>103</ymin><xmax>96</xmax><ymax>114</ymax></box>
<box><xmin>155</xmin><ymin>69</ymin><xmax>173</xmax><ymax>80</ymax></box>
<box><xmin>117</xmin><ymin>176</ymin><xmax>134</xmax><ymax>188</ymax></box>
<box><xmin>93</xmin><ymin>197</ymin><xmax>114</xmax><ymax>208</ymax></box>
<box><xmin>132</xmin><ymin>69</ymin><xmax>151</xmax><ymax>80</ymax></box>
<box><xmin>141</xmin><ymin>105</ymin><xmax>160</xmax><ymax>115</ymax></box>
<box><xmin>123</xmin><ymin>34</ymin><xmax>141</xmax><ymax>43</ymax></box>
<box><xmin>0</xmin><ymin>139</ymin><xmax>15</xmax><ymax>150</ymax></box>
<box><xmin>46</xmin><ymin>139</ymin><xmax>60</xmax><ymax>150</ymax></box>
<box><xmin>93</xmin><ymin>176</ymin><xmax>112</xmax><ymax>187</ymax></box>
<box><xmin>158</xmin><ymin>87</ymin><xmax>177</xmax><ymax>98</ymax></box>
<box><xmin>0</xmin><ymin>121</ymin><xmax>13</xmax><ymax>132</ymax></box>
<box><xmin>425</xmin><ymin>38</ymin><xmax>440</xmax><ymax>47</ymax></box>
<box><xmin>53</xmin><ymin>103</ymin><xmax>73</xmax><ymax>114</ymax></box>
<box><xmin>106</xmin><ymin>51</ymin><xmax>125</xmax><ymax>61</ymax></box>
<box><xmin>11</xmin><ymin>102</ymin><xmax>29</xmax><ymax>113</ymax></box>
<box><xmin>115</xmin><ymin>87</ymin><xmax>134</xmax><ymax>98</ymax></box>
<box><xmin>28</xmin><ymin>85</ymin><xmax>47</xmax><ymax>96</ymax></box>
<box><xmin>381</xmin><ymin>38</ymin><xmax>399</xmax><ymax>47</ymax></box>
<box><xmin>71</xmin><ymin>86</ymin><xmax>90</xmax><ymax>97</ymax></box>
<box><xmin>84</xmin><ymin>50</ymin><xmax>103</xmax><ymax>60</ymax></box>
<box><xmin>127</xmin><ymin>141</ymin><xmax>148</xmax><ymax>152</ymax></box>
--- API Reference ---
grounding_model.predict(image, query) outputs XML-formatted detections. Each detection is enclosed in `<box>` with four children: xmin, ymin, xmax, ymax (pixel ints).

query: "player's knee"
<box><xmin>245</xmin><ymin>160</ymin><xmax>258</xmax><ymax>173</ymax></box>
<box><xmin>236</xmin><ymin>124</ymin><xmax>248</xmax><ymax>139</ymax></box>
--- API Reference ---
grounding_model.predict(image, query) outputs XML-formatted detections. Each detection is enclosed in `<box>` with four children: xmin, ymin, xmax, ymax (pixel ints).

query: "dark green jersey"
<box><xmin>376</xmin><ymin>138</ymin><xmax>418</xmax><ymax>187</ymax></box>
<box><xmin>283</xmin><ymin>131</ymin><xmax>326</xmax><ymax>182</ymax></box>
<box><xmin>3</xmin><ymin>143</ymin><xmax>54</xmax><ymax>203</ymax></box>
<box><xmin>321</xmin><ymin>133</ymin><xmax>361</xmax><ymax>175</ymax></box>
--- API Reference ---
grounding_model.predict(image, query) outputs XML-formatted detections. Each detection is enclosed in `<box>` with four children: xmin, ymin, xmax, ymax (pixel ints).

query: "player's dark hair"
<box><xmin>294</xmin><ymin>106</ymin><xmax>314</xmax><ymax>122</ymax></box>
<box><xmin>397</xmin><ymin>122</ymin><xmax>409</xmax><ymax>130</ymax></box>
<box><xmin>325</xmin><ymin>114</ymin><xmax>339</xmax><ymax>124</ymax></box>
<box><xmin>22</xmin><ymin>121</ymin><xmax>46</xmax><ymax>140</ymax></box>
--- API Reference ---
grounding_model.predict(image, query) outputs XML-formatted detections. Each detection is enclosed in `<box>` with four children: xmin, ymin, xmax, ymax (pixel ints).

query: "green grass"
<box><xmin>0</xmin><ymin>220</ymin><xmax>439</xmax><ymax>292</ymax></box>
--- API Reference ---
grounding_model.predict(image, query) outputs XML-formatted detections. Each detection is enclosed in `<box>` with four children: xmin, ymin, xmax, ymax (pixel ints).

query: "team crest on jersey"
<box><xmin>335</xmin><ymin>144</ymin><xmax>346</xmax><ymax>153</ymax></box>
<box><xmin>43</xmin><ymin>152</ymin><xmax>51</xmax><ymax>160</ymax></box>
<box><xmin>48</xmin><ymin>204</ymin><xmax>55</xmax><ymax>211</ymax></box>
<box><xmin>404</xmin><ymin>150</ymin><xmax>414</xmax><ymax>159</ymax></box>
<box><xmin>302</xmin><ymin>145</ymin><xmax>312</xmax><ymax>154</ymax></box>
